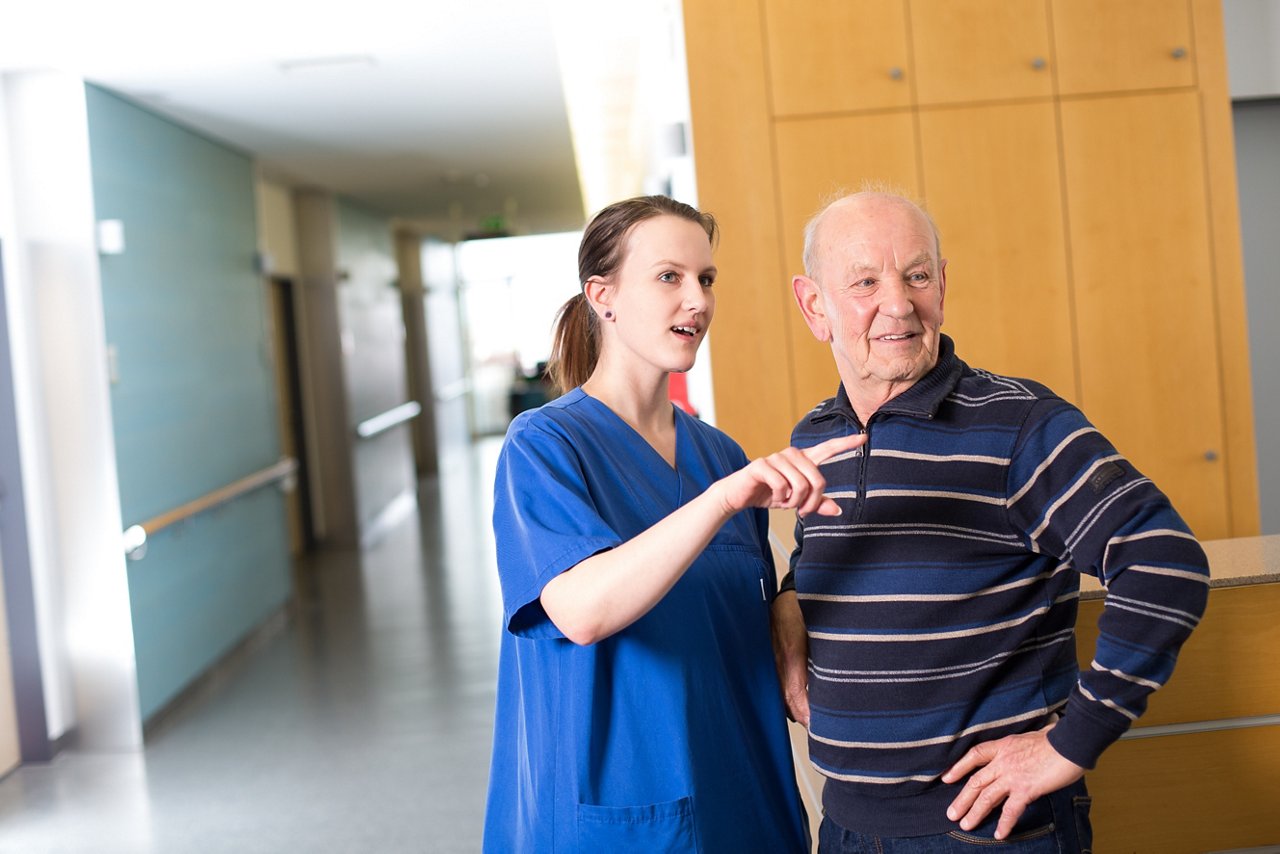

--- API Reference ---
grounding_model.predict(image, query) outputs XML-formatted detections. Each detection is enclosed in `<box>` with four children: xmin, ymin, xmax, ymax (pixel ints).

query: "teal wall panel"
<box><xmin>85</xmin><ymin>85</ymin><xmax>292</xmax><ymax>720</ymax></box>
<box><xmin>126</xmin><ymin>491</ymin><xmax>290</xmax><ymax>717</ymax></box>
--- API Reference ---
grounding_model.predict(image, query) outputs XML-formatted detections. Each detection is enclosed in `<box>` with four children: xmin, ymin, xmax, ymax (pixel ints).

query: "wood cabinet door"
<box><xmin>685</xmin><ymin>0</ymin><xmax>800</xmax><ymax>457</ymax></box>
<box><xmin>772</xmin><ymin>112</ymin><xmax>921</xmax><ymax>418</ymax></box>
<box><xmin>911</xmin><ymin>0</ymin><xmax>1054</xmax><ymax>105</ymax></box>
<box><xmin>918</xmin><ymin>101</ymin><xmax>1076</xmax><ymax>400</ymax></box>
<box><xmin>1051</xmin><ymin>0</ymin><xmax>1195</xmax><ymax>96</ymax></box>
<box><xmin>1060</xmin><ymin>91</ymin><xmax>1228</xmax><ymax>540</ymax></box>
<box><xmin>763</xmin><ymin>0</ymin><xmax>912</xmax><ymax>117</ymax></box>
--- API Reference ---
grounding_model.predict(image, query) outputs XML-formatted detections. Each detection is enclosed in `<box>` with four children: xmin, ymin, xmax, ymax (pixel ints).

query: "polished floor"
<box><xmin>0</xmin><ymin>438</ymin><xmax>505</xmax><ymax>853</ymax></box>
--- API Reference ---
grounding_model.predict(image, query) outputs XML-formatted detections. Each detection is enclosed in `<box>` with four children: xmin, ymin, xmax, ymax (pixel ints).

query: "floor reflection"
<box><xmin>0</xmin><ymin>437</ymin><xmax>504</xmax><ymax>854</ymax></box>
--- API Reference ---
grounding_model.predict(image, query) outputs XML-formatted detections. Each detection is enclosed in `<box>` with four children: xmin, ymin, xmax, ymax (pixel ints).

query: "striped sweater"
<box><xmin>785</xmin><ymin>335</ymin><xmax>1209</xmax><ymax>837</ymax></box>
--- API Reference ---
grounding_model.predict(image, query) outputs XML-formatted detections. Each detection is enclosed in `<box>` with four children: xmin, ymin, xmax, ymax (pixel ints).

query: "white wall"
<box><xmin>1233</xmin><ymin>102</ymin><xmax>1280</xmax><ymax>535</ymax></box>
<box><xmin>422</xmin><ymin>239</ymin><xmax>471</xmax><ymax>457</ymax></box>
<box><xmin>1224</xmin><ymin>0</ymin><xmax>1280</xmax><ymax>533</ymax></box>
<box><xmin>1225</xmin><ymin>0</ymin><xmax>1280</xmax><ymax>98</ymax></box>
<box><xmin>0</xmin><ymin>80</ymin><xmax>24</xmax><ymax>771</ymax></box>
<box><xmin>1</xmin><ymin>71</ymin><xmax>141</xmax><ymax>750</ymax></box>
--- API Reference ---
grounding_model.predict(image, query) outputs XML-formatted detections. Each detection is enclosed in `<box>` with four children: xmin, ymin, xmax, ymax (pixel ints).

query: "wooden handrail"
<box><xmin>123</xmin><ymin>457</ymin><xmax>297</xmax><ymax>558</ymax></box>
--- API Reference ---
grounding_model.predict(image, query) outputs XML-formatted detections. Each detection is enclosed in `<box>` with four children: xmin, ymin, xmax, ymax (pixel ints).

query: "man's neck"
<box><xmin>842</xmin><ymin>377</ymin><xmax>917</xmax><ymax>427</ymax></box>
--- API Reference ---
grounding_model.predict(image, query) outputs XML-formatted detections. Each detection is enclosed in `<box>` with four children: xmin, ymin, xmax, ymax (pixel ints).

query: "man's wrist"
<box><xmin>1045</xmin><ymin>705</ymin><xmax>1119</xmax><ymax>770</ymax></box>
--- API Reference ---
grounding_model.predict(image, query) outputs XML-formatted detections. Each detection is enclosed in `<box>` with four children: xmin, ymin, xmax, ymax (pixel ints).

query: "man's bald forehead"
<box><xmin>802</xmin><ymin>191</ymin><xmax>942</xmax><ymax>278</ymax></box>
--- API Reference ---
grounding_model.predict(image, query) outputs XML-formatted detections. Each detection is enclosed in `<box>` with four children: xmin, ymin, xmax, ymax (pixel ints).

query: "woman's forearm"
<box><xmin>539</xmin><ymin>482</ymin><xmax>734</xmax><ymax>645</ymax></box>
<box><xmin>539</xmin><ymin>434</ymin><xmax>860</xmax><ymax>645</ymax></box>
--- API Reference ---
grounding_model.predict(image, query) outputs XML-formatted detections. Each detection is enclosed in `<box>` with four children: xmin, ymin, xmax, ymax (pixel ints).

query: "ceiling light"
<box><xmin>277</xmin><ymin>55</ymin><xmax>378</xmax><ymax>74</ymax></box>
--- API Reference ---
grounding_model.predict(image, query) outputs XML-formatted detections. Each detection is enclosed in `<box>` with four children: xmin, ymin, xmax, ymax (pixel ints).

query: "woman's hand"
<box><xmin>541</xmin><ymin>432</ymin><xmax>863</xmax><ymax>645</ymax></box>
<box><xmin>716</xmin><ymin>434</ymin><xmax>865</xmax><ymax>518</ymax></box>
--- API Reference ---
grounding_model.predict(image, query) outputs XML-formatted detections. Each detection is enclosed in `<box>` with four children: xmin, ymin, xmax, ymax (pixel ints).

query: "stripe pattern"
<box><xmin>786</xmin><ymin>336</ymin><xmax>1209</xmax><ymax>836</ymax></box>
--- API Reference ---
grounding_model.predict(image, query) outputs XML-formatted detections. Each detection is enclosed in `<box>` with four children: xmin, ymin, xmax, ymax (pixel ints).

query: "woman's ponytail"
<box><xmin>547</xmin><ymin>292</ymin><xmax>598</xmax><ymax>395</ymax></box>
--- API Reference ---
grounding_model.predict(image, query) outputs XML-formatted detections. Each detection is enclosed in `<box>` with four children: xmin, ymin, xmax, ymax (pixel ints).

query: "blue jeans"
<box><xmin>818</xmin><ymin>780</ymin><xmax>1092</xmax><ymax>853</ymax></box>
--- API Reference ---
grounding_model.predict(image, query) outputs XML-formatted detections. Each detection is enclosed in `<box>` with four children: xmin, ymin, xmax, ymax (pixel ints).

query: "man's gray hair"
<box><xmin>801</xmin><ymin>184</ymin><xmax>942</xmax><ymax>278</ymax></box>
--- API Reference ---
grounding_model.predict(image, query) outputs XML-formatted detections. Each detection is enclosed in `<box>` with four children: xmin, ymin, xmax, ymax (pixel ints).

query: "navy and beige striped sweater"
<box><xmin>784</xmin><ymin>335</ymin><xmax>1209</xmax><ymax>837</ymax></box>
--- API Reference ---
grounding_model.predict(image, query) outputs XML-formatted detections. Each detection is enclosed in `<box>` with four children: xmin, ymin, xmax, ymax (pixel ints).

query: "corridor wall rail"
<box><xmin>354</xmin><ymin>401</ymin><xmax>421</xmax><ymax>440</ymax></box>
<box><xmin>122</xmin><ymin>457</ymin><xmax>298</xmax><ymax>560</ymax></box>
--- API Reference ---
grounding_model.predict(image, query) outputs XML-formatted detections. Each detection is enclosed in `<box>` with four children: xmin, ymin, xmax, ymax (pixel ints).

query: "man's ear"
<box><xmin>792</xmin><ymin>275</ymin><xmax>832</xmax><ymax>343</ymax></box>
<box><xmin>938</xmin><ymin>258</ymin><xmax>947</xmax><ymax>313</ymax></box>
<box><xmin>583</xmin><ymin>275</ymin><xmax>612</xmax><ymax>318</ymax></box>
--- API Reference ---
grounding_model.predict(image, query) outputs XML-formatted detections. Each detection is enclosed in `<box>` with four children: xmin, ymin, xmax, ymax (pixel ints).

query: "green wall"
<box><xmin>85</xmin><ymin>85</ymin><xmax>292</xmax><ymax>720</ymax></box>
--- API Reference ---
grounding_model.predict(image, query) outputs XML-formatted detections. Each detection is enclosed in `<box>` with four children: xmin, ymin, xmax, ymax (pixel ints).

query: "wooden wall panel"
<box><xmin>911</xmin><ymin>0</ymin><xmax>1054</xmax><ymax>105</ymax></box>
<box><xmin>919</xmin><ymin>101</ymin><xmax>1077</xmax><ymax>399</ymax></box>
<box><xmin>762</xmin><ymin>0</ymin><xmax>911</xmax><ymax>117</ymax></box>
<box><xmin>1191</xmin><ymin>0</ymin><xmax>1262</xmax><ymax>536</ymax></box>
<box><xmin>1060</xmin><ymin>91</ymin><xmax>1229</xmax><ymax>540</ymax></box>
<box><xmin>1051</xmin><ymin>0</ymin><xmax>1196</xmax><ymax>96</ymax></box>
<box><xmin>683</xmin><ymin>0</ymin><xmax>796</xmax><ymax>456</ymax></box>
<box><xmin>1087</xmin><ymin>727</ymin><xmax>1280</xmax><ymax>852</ymax></box>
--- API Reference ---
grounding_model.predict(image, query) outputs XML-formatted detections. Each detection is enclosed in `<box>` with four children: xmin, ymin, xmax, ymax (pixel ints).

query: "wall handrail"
<box><xmin>355</xmin><ymin>401</ymin><xmax>421</xmax><ymax>439</ymax></box>
<box><xmin>122</xmin><ymin>456</ymin><xmax>297</xmax><ymax>559</ymax></box>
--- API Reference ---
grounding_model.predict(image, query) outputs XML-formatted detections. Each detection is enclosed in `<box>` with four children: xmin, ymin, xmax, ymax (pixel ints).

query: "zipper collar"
<box><xmin>807</xmin><ymin>334</ymin><xmax>964</xmax><ymax>428</ymax></box>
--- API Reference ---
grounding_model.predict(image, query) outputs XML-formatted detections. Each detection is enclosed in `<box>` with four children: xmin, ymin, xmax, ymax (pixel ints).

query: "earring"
<box><xmin>604</xmin><ymin>311</ymin><xmax>613</xmax><ymax>320</ymax></box>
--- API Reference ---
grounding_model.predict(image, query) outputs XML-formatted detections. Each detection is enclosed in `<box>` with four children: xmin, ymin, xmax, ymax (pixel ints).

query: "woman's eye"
<box><xmin>659</xmin><ymin>271</ymin><xmax>678</xmax><ymax>283</ymax></box>
<box><xmin>699</xmin><ymin>275</ymin><xmax>715</xmax><ymax>287</ymax></box>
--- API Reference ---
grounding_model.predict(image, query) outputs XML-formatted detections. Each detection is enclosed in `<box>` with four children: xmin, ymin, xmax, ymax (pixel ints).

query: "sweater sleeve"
<box><xmin>1005</xmin><ymin>399</ymin><xmax>1210</xmax><ymax>769</ymax></box>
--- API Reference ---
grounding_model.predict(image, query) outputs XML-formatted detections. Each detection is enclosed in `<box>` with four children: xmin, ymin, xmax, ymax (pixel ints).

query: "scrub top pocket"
<box><xmin>576</xmin><ymin>796</ymin><xmax>700</xmax><ymax>853</ymax></box>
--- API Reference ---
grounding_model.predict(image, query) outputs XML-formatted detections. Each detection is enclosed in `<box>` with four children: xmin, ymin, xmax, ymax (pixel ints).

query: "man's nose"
<box><xmin>879</xmin><ymin>279</ymin><xmax>916</xmax><ymax>317</ymax></box>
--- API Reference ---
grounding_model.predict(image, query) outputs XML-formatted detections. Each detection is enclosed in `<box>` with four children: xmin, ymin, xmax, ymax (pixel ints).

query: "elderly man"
<box><xmin>773</xmin><ymin>191</ymin><xmax>1209</xmax><ymax>852</ymax></box>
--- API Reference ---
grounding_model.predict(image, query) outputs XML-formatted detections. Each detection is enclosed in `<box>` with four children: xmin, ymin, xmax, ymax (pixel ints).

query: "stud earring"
<box><xmin>604</xmin><ymin>311</ymin><xmax>613</xmax><ymax>320</ymax></box>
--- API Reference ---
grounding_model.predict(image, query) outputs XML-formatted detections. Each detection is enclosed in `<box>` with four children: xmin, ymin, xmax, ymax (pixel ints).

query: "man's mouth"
<box><xmin>877</xmin><ymin>332</ymin><xmax>917</xmax><ymax>342</ymax></box>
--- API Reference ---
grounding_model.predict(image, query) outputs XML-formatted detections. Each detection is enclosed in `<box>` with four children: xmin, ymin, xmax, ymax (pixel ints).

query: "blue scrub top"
<box><xmin>483</xmin><ymin>389</ymin><xmax>809</xmax><ymax>853</ymax></box>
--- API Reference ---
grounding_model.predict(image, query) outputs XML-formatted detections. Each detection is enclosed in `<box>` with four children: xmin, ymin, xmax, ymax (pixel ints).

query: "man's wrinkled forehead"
<box><xmin>817</xmin><ymin>201</ymin><xmax>940</xmax><ymax>265</ymax></box>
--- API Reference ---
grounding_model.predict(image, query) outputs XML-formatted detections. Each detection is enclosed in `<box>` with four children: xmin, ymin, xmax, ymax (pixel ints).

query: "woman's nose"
<box><xmin>682</xmin><ymin>278</ymin><xmax>708</xmax><ymax>312</ymax></box>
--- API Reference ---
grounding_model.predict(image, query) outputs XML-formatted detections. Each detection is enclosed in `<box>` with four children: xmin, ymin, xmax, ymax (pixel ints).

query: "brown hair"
<box><xmin>547</xmin><ymin>195</ymin><xmax>718</xmax><ymax>394</ymax></box>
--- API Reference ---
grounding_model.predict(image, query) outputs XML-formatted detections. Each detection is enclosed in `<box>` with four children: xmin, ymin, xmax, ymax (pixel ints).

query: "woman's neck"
<box><xmin>581</xmin><ymin>363</ymin><xmax>676</xmax><ymax>462</ymax></box>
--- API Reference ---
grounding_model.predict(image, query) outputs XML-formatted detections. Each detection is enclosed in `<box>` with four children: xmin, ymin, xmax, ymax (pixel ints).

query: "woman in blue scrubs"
<box><xmin>483</xmin><ymin>196</ymin><xmax>862</xmax><ymax>853</ymax></box>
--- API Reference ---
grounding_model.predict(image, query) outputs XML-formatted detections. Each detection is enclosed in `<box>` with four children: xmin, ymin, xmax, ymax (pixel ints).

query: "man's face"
<box><xmin>795</xmin><ymin>197</ymin><xmax>946</xmax><ymax>400</ymax></box>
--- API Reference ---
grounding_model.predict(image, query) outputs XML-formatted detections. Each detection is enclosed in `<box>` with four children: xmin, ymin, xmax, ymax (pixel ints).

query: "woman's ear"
<box><xmin>584</xmin><ymin>275</ymin><xmax>613</xmax><ymax>320</ymax></box>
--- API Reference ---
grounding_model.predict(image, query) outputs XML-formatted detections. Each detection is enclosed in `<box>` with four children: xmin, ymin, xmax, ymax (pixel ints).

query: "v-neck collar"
<box><xmin>575</xmin><ymin>388</ymin><xmax>682</xmax><ymax>474</ymax></box>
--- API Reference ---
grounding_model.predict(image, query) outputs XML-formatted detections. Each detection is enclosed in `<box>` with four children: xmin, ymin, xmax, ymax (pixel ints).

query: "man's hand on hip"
<box><xmin>770</xmin><ymin>589</ymin><xmax>810</xmax><ymax>728</ymax></box>
<box><xmin>941</xmin><ymin>719</ymin><xmax>1085</xmax><ymax>840</ymax></box>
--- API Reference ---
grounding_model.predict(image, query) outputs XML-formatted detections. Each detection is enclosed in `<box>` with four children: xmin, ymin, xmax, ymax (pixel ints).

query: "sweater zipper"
<box><xmin>855</xmin><ymin>422</ymin><xmax>870</xmax><ymax>522</ymax></box>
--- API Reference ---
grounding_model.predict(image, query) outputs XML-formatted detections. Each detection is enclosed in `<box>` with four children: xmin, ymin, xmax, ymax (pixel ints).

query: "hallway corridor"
<box><xmin>0</xmin><ymin>439</ymin><xmax>504</xmax><ymax>853</ymax></box>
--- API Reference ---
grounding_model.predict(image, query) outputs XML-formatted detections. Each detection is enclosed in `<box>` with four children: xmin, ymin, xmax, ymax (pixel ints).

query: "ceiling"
<box><xmin>0</xmin><ymin>0</ymin><xmax>637</xmax><ymax>238</ymax></box>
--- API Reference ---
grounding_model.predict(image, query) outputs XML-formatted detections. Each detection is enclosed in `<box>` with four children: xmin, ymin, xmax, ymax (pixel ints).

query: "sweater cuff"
<box><xmin>1046</xmin><ymin>695</ymin><xmax>1128</xmax><ymax>770</ymax></box>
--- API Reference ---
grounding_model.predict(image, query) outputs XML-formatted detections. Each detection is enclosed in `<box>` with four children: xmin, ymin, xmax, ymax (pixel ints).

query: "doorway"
<box><xmin>267</xmin><ymin>276</ymin><xmax>314</xmax><ymax>554</ymax></box>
